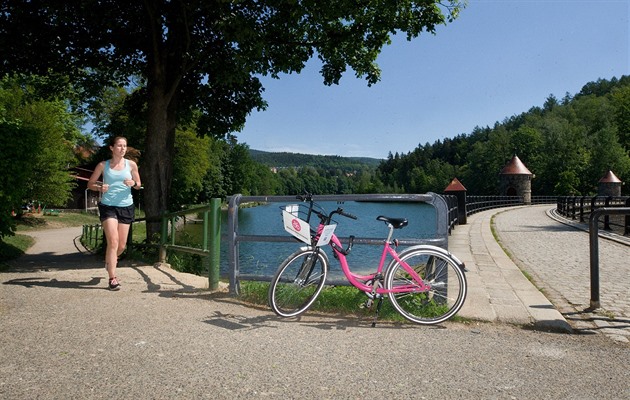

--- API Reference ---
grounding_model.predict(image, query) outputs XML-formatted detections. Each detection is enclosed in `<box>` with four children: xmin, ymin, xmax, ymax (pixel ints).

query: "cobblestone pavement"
<box><xmin>493</xmin><ymin>205</ymin><xmax>630</xmax><ymax>343</ymax></box>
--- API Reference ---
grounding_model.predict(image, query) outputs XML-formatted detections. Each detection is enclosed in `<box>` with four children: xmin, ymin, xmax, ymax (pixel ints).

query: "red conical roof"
<box><xmin>599</xmin><ymin>170</ymin><xmax>622</xmax><ymax>183</ymax></box>
<box><xmin>500</xmin><ymin>155</ymin><xmax>532</xmax><ymax>175</ymax></box>
<box><xmin>444</xmin><ymin>177</ymin><xmax>467</xmax><ymax>192</ymax></box>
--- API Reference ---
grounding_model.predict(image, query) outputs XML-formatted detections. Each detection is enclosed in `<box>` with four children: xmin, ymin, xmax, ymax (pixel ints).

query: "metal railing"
<box><xmin>226</xmin><ymin>192</ymin><xmax>451</xmax><ymax>295</ymax></box>
<box><xmin>557</xmin><ymin>196</ymin><xmax>630</xmax><ymax>235</ymax></box>
<box><xmin>81</xmin><ymin>224</ymin><xmax>104</xmax><ymax>252</ymax></box>
<box><xmin>442</xmin><ymin>194</ymin><xmax>459</xmax><ymax>233</ymax></box>
<box><xmin>155</xmin><ymin>198</ymin><xmax>222</xmax><ymax>290</ymax></box>
<box><xmin>465</xmin><ymin>195</ymin><xmax>525</xmax><ymax>215</ymax></box>
<box><xmin>530</xmin><ymin>196</ymin><xmax>559</xmax><ymax>205</ymax></box>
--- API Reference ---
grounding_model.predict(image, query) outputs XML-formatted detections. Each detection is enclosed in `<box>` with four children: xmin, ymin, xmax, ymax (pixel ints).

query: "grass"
<box><xmin>0</xmin><ymin>235</ymin><xmax>34</xmax><ymax>270</ymax></box>
<box><xmin>239</xmin><ymin>281</ymin><xmax>466</xmax><ymax>324</ymax></box>
<box><xmin>240</xmin><ymin>281</ymin><xmax>399</xmax><ymax>320</ymax></box>
<box><xmin>14</xmin><ymin>211</ymin><xmax>100</xmax><ymax>231</ymax></box>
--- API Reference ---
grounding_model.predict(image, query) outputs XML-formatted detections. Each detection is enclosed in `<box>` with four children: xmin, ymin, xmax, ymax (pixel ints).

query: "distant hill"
<box><xmin>249</xmin><ymin>149</ymin><xmax>383</xmax><ymax>169</ymax></box>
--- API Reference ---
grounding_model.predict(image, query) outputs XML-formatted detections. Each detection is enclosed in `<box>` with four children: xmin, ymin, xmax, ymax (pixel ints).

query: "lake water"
<box><xmin>181</xmin><ymin>201</ymin><xmax>438</xmax><ymax>279</ymax></box>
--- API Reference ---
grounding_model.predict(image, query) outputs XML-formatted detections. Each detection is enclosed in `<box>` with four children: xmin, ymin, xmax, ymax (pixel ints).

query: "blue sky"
<box><xmin>237</xmin><ymin>0</ymin><xmax>630</xmax><ymax>159</ymax></box>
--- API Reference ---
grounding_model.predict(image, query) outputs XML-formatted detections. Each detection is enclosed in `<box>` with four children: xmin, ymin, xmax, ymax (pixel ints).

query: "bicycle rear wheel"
<box><xmin>385</xmin><ymin>249</ymin><xmax>467</xmax><ymax>325</ymax></box>
<box><xmin>268</xmin><ymin>247</ymin><xmax>328</xmax><ymax>317</ymax></box>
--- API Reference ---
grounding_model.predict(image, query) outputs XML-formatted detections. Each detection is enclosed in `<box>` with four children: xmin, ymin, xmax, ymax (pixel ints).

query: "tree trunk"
<box><xmin>143</xmin><ymin>84</ymin><xmax>177</xmax><ymax>242</ymax></box>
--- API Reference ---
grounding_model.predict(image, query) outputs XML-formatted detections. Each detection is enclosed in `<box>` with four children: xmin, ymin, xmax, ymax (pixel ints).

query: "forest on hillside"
<box><xmin>250</xmin><ymin>150</ymin><xmax>382</xmax><ymax>168</ymax></box>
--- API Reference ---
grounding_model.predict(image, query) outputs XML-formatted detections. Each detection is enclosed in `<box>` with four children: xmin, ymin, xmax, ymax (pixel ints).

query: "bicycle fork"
<box><xmin>294</xmin><ymin>250</ymin><xmax>319</xmax><ymax>286</ymax></box>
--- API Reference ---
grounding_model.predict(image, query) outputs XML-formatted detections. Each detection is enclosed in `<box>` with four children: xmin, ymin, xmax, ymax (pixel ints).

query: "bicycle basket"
<box><xmin>281</xmin><ymin>203</ymin><xmax>336</xmax><ymax>246</ymax></box>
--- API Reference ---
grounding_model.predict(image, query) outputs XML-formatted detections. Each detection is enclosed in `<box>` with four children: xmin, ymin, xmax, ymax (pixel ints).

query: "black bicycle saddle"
<box><xmin>376</xmin><ymin>216</ymin><xmax>408</xmax><ymax>229</ymax></box>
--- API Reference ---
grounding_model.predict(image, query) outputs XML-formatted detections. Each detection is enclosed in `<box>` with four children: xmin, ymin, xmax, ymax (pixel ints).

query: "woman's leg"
<box><xmin>102</xmin><ymin>218</ymin><xmax>120</xmax><ymax>279</ymax></box>
<box><xmin>117</xmin><ymin>223</ymin><xmax>131</xmax><ymax>258</ymax></box>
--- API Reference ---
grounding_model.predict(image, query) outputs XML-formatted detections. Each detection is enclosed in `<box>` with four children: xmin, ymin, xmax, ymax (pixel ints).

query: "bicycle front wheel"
<box><xmin>268</xmin><ymin>248</ymin><xmax>328</xmax><ymax>318</ymax></box>
<box><xmin>385</xmin><ymin>249</ymin><xmax>467</xmax><ymax>325</ymax></box>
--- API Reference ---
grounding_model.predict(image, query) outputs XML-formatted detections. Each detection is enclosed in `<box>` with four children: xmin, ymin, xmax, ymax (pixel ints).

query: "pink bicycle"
<box><xmin>268</xmin><ymin>193</ymin><xmax>468</xmax><ymax>325</ymax></box>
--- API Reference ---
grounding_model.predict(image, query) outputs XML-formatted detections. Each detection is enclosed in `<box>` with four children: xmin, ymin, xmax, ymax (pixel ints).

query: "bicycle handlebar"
<box><xmin>297</xmin><ymin>191</ymin><xmax>357</xmax><ymax>222</ymax></box>
<box><xmin>296</xmin><ymin>191</ymin><xmax>313</xmax><ymax>202</ymax></box>
<box><xmin>337</xmin><ymin>209</ymin><xmax>357</xmax><ymax>220</ymax></box>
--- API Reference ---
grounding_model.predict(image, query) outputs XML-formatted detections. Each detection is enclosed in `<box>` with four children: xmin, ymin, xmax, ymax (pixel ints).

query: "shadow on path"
<box><xmin>3</xmin><ymin>275</ymin><xmax>104</xmax><ymax>289</ymax></box>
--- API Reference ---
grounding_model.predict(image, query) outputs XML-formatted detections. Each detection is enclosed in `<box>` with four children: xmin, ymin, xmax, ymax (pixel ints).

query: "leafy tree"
<box><xmin>199</xmin><ymin>139</ymin><xmax>230</xmax><ymax>201</ymax></box>
<box><xmin>170</xmin><ymin>129</ymin><xmax>211</xmax><ymax>207</ymax></box>
<box><xmin>89</xmin><ymin>86</ymin><xmax>147</xmax><ymax>149</ymax></box>
<box><xmin>611</xmin><ymin>85</ymin><xmax>630</xmax><ymax>152</ymax></box>
<box><xmin>461</xmin><ymin>126</ymin><xmax>512</xmax><ymax>194</ymax></box>
<box><xmin>248</xmin><ymin>165</ymin><xmax>279</xmax><ymax>196</ymax></box>
<box><xmin>0</xmin><ymin>119</ymin><xmax>34</xmax><ymax>238</ymax></box>
<box><xmin>587</xmin><ymin>126</ymin><xmax>630</xmax><ymax>192</ymax></box>
<box><xmin>0</xmin><ymin>0</ymin><xmax>465</xmax><ymax>239</ymax></box>
<box><xmin>0</xmin><ymin>76</ymin><xmax>80</xmax><ymax>238</ymax></box>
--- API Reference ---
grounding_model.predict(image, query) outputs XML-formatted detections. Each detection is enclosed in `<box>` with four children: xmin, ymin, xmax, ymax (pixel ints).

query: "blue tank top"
<box><xmin>101</xmin><ymin>159</ymin><xmax>133</xmax><ymax>207</ymax></box>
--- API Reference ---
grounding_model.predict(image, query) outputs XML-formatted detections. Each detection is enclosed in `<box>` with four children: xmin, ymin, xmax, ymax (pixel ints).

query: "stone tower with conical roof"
<box><xmin>598</xmin><ymin>170</ymin><xmax>622</xmax><ymax>197</ymax></box>
<box><xmin>499</xmin><ymin>155</ymin><xmax>533</xmax><ymax>204</ymax></box>
<box><xmin>444</xmin><ymin>177</ymin><xmax>467</xmax><ymax>225</ymax></box>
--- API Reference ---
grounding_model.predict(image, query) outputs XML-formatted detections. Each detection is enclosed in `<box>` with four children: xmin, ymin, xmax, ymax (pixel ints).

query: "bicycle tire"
<box><xmin>384</xmin><ymin>248</ymin><xmax>467</xmax><ymax>325</ymax></box>
<box><xmin>268</xmin><ymin>247</ymin><xmax>328</xmax><ymax>317</ymax></box>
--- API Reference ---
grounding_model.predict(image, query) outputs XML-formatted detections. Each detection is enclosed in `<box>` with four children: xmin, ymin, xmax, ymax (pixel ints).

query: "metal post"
<box><xmin>208</xmin><ymin>198</ymin><xmax>221</xmax><ymax>290</ymax></box>
<box><xmin>604</xmin><ymin>197</ymin><xmax>611</xmax><ymax>230</ymax></box>
<box><xmin>588</xmin><ymin>210</ymin><xmax>601</xmax><ymax>309</ymax></box>
<box><xmin>427</xmin><ymin>192</ymin><xmax>448</xmax><ymax>250</ymax></box>
<box><xmin>227</xmin><ymin>194</ymin><xmax>242</xmax><ymax>295</ymax></box>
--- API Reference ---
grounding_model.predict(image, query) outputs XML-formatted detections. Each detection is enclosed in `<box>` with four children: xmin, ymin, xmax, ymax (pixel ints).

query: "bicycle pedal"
<box><xmin>362</xmin><ymin>299</ymin><xmax>373</xmax><ymax>309</ymax></box>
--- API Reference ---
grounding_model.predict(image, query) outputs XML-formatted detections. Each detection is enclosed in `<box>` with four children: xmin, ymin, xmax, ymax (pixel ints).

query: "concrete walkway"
<box><xmin>450</xmin><ymin>206</ymin><xmax>570</xmax><ymax>331</ymax></box>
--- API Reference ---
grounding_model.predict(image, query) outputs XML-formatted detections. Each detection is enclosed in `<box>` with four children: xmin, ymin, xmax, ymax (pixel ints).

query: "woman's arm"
<box><xmin>130</xmin><ymin>160</ymin><xmax>141</xmax><ymax>189</ymax></box>
<box><xmin>87</xmin><ymin>162</ymin><xmax>107</xmax><ymax>192</ymax></box>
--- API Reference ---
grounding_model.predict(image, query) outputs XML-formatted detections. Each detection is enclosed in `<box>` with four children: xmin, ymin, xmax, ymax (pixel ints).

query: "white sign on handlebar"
<box><xmin>315</xmin><ymin>224</ymin><xmax>336</xmax><ymax>247</ymax></box>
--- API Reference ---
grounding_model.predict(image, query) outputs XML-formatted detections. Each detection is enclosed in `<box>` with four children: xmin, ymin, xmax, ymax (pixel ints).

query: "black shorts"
<box><xmin>98</xmin><ymin>203</ymin><xmax>135</xmax><ymax>224</ymax></box>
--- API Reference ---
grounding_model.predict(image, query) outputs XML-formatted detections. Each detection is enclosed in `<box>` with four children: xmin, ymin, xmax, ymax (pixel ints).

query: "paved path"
<box><xmin>450</xmin><ymin>205</ymin><xmax>630</xmax><ymax>343</ymax></box>
<box><xmin>1</xmin><ymin>207</ymin><xmax>629</xmax><ymax>399</ymax></box>
<box><xmin>494</xmin><ymin>206</ymin><xmax>630</xmax><ymax>340</ymax></box>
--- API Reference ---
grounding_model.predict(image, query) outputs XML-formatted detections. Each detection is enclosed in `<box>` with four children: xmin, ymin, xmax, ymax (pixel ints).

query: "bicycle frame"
<box><xmin>315</xmin><ymin>223</ymin><xmax>431</xmax><ymax>296</ymax></box>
